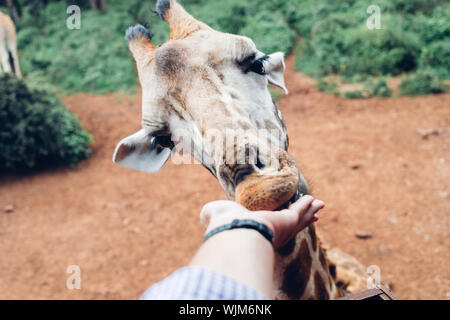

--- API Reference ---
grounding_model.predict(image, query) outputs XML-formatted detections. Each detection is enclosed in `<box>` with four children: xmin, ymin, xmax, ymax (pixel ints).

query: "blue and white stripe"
<box><xmin>140</xmin><ymin>267</ymin><xmax>268</xmax><ymax>300</ymax></box>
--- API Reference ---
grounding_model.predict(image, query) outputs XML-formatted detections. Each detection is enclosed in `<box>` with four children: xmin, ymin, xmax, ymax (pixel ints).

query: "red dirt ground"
<box><xmin>0</xmin><ymin>56</ymin><xmax>449</xmax><ymax>299</ymax></box>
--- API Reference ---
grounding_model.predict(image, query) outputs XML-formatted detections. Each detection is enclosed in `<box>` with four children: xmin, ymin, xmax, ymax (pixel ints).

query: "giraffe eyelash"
<box><xmin>237</xmin><ymin>53</ymin><xmax>256</xmax><ymax>67</ymax></box>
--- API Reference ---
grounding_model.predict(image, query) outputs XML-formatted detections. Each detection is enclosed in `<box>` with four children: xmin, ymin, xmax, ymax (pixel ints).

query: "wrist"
<box><xmin>206</xmin><ymin>216</ymin><xmax>274</xmax><ymax>233</ymax></box>
<box><xmin>204</xmin><ymin>218</ymin><xmax>275</xmax><ymax>245</ymax></box>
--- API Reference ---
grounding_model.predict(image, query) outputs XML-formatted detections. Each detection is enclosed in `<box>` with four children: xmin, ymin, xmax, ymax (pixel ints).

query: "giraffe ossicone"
<box><xmin>113</xmin><ymin>0</ymin><xmax>367</xmax><ymax>299</ymax></box>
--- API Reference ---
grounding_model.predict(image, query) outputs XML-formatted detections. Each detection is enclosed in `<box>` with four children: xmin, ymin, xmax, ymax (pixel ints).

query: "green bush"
<box><xmin>316</xmin><ymin>77</ymin><xmax>339</xmax><ymax>95</ymax></box>
<box><xmin>294</xmin><ymin>0</ymin><xmax>449</xmax><ymax>96</ymax></box>
<box><xmin>343</xmin><ymin>90</ymin><xmax>365</xmax><ymax>99</ymax></box>
<box><xmin>390</xmin><ymin>0</ymin><xmax>443</xmax><ymax>15</ymax></box>
<box><xmin>10</xmin><ymin>0</ymin><xmax>298</xmax><ymax>94</ymax></box>
<box><xmin>298</xmin><ymin>21</ymin><xmax>421</xmax><ymax>78</ymax></box>
<box><xmin>419</xmin><ymin>40</ymin><xmax>450</xmax><ymax>79</ymax></box>
<box><xmin>407</xmin><ymin>8</ymin><xmax>450</xmax><ymax>44</ymax></box>
<box><xmin>4</xmin><ymin>0</ymin><xmax>448</xmax><ymax>97</ymax></box>
<box><xmin>188</xmin><ymin>1</ymin><xmax>294</xmax><ymax>54</ymax></box>
<box><xmin>319</xmin><ymin>77</ymin><xmax>393</xmax><ymax>98</ymax></box>
<box><xmin>364</xmin><ymin>78</ymin><xmax>392</xmax><ymax>97</ymax></box>
<box><xmin>18</xmin><ymin>2</ymin><xmax>137</xmax><ymax>94</ymax></box>
<box><xmin>239</xmin><ymin>11</ymin><xmax>295</xmax><ymax>54</ymax></box>
<box><xmin>0</xmin><ymin>74</ymin><xmax>92</xmax><ymax>172</ymax></box>
<box><xmin>399</xmin><ymin>70</ymin><xmax>449</xmax><ymax>96</ymax></box>
<box><xmin>187</xmin><ymin>0</ymin><xmax>250</xmax><ymax>35</ymax></box>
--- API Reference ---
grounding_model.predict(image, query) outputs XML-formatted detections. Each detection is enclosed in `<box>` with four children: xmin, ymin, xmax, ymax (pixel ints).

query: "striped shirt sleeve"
<box><xmin>140</xmin><ymin>267</ymin><xmax>269</xmax><ymax>300</ymax></box>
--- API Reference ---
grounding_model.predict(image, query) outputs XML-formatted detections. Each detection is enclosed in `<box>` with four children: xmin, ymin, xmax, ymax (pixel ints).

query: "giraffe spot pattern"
<box><xmin>277</xmin><ymin>238</ymin><xmax>295</xmax><ymax>257</ymax></box>
<box><xmin>281</xmin><ymin>239</ymin><xmax>311</xmax><ymax>299</ymax></box>
<box><xmin>314</xmin><ymin>271</ymin><xmax>329</xmax><ymax>300</ymax></box>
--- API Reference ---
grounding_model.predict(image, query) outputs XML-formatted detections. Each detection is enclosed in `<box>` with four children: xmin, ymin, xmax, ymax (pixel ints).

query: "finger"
<box><xmin>283</xmin><ymin>195</ymin><xmax>315</xmax><ymax>227</ymax></box>
<box><xmin>309</xmin><ymin>199</ymin><xmax>324</xmax><ymax>214</ymax></box>
<box><xmin>265</xmin><ymin>196</ymin><xmax>316</xmax><ymax>246</ymax></box>
<box><xmin>287</xmin><ymin>195</ymin><xmax>314</xmax><ymax>216</ymax></box>
<box><xmin>303</xmin><ymin>200</ymin><xmax>324</xmax><ymax>221</ymax></box>
<box><xmin>296</xmin><ymin>200</ymin><xmax>324</xmax><ymax>232</ymax></box>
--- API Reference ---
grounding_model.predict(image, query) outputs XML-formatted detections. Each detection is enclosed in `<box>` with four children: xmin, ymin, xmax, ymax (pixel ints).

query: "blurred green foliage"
<box><xmin>364</xmin><ymin>78</ymin><xmax>392</xmax><ymax>97</ymax></box>
<box><xmin>316</xmin><ymin>77</ymin><xmax>339</xmax><ymax>95</ymax></box>
<box><xmin>318</xmin><ymin>76</ymin><xmax>392</xmax><ymax>99</ymax></box>
<box><xmin>0</xmin><ymin>74</ymin><xmax>92</xmax><ymax>172</ymax></box>
<box><xmin>343</xmin><ymin>90</ymin><xmax>365</xmax><ymax>99</ymax></box>
<box><xmin>294</xmin><ymin>0</ymin><xmax>449</xmax><ymax>95</ymax></box>
<box><xmin>399</xmin><ymin>69</ymin><xmax>449</xmax><ymax>96</ymax></box>
<box><xmin>2</xmin><ymin>0</ymin><xmax>448</xmax><ymax>96</ymax></box>
<box><xmin>17</xmin><ymin>1</ymin><xmax>138</xmax><ymax>94</ymax></box>
<box><xmin>9</xmin><ymin>0</ymin><xmax>299</xmax><ymax>94</ymax></box>
<box><xmin>419</xmin><ymin>40</ymin><xmax>450</xmax><ymax>79</ymax></box>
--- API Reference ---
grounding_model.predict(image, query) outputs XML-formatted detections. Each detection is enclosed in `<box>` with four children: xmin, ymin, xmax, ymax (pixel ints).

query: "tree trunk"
<box><xmin>89</xmin><ymin>0</ymin><xmax>107</xmax><ymax>13</ymax></box>
<box><xmin>89</xmin><ymin>0</ymin><xmax>98</xmax><ymax>11</ymax></box>
<box><xmin>99</xmin><ymin>0</ymin><xmax>107</xmax><ymax>13</ymax></box>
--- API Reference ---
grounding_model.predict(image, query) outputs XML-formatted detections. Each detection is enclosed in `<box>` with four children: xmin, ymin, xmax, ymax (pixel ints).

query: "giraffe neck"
<box><xmin>273</xmin><ymin>225</ymin><xmax>339</xmax><ymax>300</ymax></box>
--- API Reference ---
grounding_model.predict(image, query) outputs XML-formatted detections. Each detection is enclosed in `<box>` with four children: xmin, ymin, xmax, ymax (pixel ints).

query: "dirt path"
<box><xmin>0</xmin><ymin>57</ymin><xmax>449</xmax><ymax>299</ymax></box>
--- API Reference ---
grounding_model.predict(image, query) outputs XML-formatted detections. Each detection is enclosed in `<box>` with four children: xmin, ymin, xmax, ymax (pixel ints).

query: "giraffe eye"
<box><xmin>247</xmin><ymin>56</ymin><xmax>269</xmax><ymax>75</ymax></box>
<box><xmin>249</xmin><ymin>60</ymin><xmax>265</xmax><ymax>75</ymax></box>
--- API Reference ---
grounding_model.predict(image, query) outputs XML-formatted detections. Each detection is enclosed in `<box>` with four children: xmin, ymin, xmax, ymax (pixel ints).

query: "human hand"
<box><xmin>200</xmin><ymin>195</ymin><xmax>324</xmax><ymax>249</ymax></box>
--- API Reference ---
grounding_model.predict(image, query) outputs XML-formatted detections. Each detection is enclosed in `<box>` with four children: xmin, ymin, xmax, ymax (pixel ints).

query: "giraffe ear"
<box><xmin>266</xmin><ymin>52</ymin><xmax>288</xmax><ymax>95</ymax></box>
<box><xmin>113</xmin><ymin>129</ymin><xmax>171</xmax><ymax>173</ymax></box>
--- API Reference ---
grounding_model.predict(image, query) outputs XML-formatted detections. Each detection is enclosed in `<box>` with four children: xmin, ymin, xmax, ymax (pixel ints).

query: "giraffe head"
<box><xmin>113</xmin><ymin>0</ymin><xmax>308</xmax><ymax>210</ymax></box>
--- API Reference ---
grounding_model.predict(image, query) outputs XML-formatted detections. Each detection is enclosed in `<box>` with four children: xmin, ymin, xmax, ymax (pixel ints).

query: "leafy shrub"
<box><xmin>294</xmin><ymin>0</ymin><xmax>449</xmax><ymax>96</ymax></box>
<box><xmin>239</xmin><ymin>11</ymin><xmax>295</xmax><ymax>54</ymax></box>
<box><xmin>10</xmin><ymin>0</ymin><xmax>298</xmax><ymax>94</ymax></box>
<box><xmin>364</xmin><ymin>78</ymin><xmax>392</xmax><ymax>97</ymax></box>
<box><xmin>188</xmin><ymin>1</ymin><xmax>294</xmax><ymax>54</ymax></box>
<box><xmin>289</xmin><ymin>0</ymin><xmax>358</xmax><ymax>36</ymax></box>
<box><xmin>343</xmin><ymin>90</ymin><xmax>365</xmax><ymax>99</ymax></box>
<box><xmin>406</xmin><ymin>8</ymin><xmax>450</xmax><ymax>44</ymax></box>
<box><xmin>419</xmin><ymin>40</ymin><xmax>450</xmax><ymax>79</ymax></box>
<box><xmin>399</xmin><ymin>70</ymin><xmax>449</xmax><ymax>96</ymax></box>
<box><xmin>0</xmin><ymin>74</ymin><xmax>92</xmax><ymax>172</ymax></box>
<box><xmin>316</xmin><ymin>77</ymin><xmax>339</xmax><ymax>95</ymax></box>
<box><xmin>390</xmin><ymin>0</ymin><xmax>443</xmax><ymax>15</ymax></box>
<box><xmin>18</xmin><ymin>2</ymin><xmax>137</xmax><ymax>94</ymax></box>
<box><xmin>187</xmin><ymin>0</ymin><xmax>251</xmax><ymax>35</ymax></box>
<box><xmin>298</xmin><ymin>22</ymin><xmax>421</xmax><ymax>78</ymax></box>
<box><xmin>319</xmin><ymin>77</ymin><xmax>393</xmax><ymax>98</ymax></box>
<box><xmin>4</xmin><ymin>0</ymin><xmax>448</xmax><ymax>97</ymax></box>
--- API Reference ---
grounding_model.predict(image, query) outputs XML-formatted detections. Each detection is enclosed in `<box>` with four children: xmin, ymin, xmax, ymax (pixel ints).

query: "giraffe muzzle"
<box><xmin>235</xmin><ymin>149</ymin><xmax>302</xmax><ymax>211</ymax></box>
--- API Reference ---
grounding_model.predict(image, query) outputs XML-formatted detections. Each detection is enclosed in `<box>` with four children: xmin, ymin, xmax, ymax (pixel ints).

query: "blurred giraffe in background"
<box><xmin>0</xmin><ymin>11</ymin><xmax>21</xmax><ymax>77</ymax></box>
<box><xmin>113</xmin><ymin>0</ymin><xmax>367</xmax><ymax>299</ymax></box>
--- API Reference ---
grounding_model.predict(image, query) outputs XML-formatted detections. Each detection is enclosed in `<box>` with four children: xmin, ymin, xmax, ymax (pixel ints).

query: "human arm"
<box><xmin>189</xmin><ymin>195</ymin><xmax>325</xmax><ymax>298</ymax></box>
